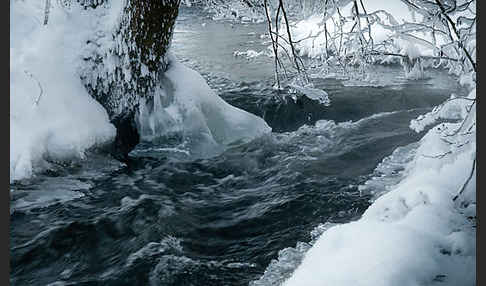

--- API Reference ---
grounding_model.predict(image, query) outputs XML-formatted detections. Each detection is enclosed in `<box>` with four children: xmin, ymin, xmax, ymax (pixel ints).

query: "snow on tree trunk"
<box><xmin>81</xmin><ymin>0</ymin><xmax>180</xmax><ymax>118</ymax></box>
<box><xmin>79</xmin><ymin>0</ymin><xmax>181</xmax><ymax>160</ymax></box>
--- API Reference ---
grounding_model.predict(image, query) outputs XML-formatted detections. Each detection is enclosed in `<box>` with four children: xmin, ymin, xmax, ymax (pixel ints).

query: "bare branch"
<box><xmin>453</xmin><ymin>155</ymin><xmax>476</xmax><ymax>201</ymax></box>
<box><xmin>24</xmin><ymin>70</ymin><xmax>44</xmax><ymax>106</ymax></box>
<box><xmin>44</xmin><ymin>0</ymin><xmax>51</xmax><ymax>25</ymax></box>
<box><xmin>435</xmin><ymin>0</ymin><xmax>476</xmax><ymax>72</ymax></box>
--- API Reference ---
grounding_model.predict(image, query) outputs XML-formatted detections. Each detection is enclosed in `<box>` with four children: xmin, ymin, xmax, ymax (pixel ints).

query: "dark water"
<box><xmin>10</xmin><ymin>7</ymin><xmax>467</xmax><ymax>286</ymax></box>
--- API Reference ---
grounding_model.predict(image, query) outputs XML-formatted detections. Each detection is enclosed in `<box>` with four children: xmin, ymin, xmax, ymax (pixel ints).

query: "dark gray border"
<box><xmin>4</xmin><ymin>1</ymin><xmax>10</xmax><ymax>285</ymax></box>
<box><xmin>476</xmin><ymin>0</ymin><xmax>481</xmax><ymax>284</ymax></box>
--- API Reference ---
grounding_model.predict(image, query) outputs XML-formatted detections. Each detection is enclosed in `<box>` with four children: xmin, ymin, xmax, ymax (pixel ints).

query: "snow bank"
<box><xmin>10</xmin><ymin>1</ymin><xmax>116</xmax><ymax>182</ymax></box>
<box><xmin>135</xmin><ymin>56</ymin><xmax>272</xmax><ymax>157</ymax></box>
<box><xmin>282</xmin><ymin>92</ymin><xmax>476</xmax><ymax>286</ymax></box>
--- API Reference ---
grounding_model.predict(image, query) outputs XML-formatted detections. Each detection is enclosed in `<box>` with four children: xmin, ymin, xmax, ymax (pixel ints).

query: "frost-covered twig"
<box><xmin>24</xmin><ymin>70</ymin><xmax>44</xmax><ymax>106</ymax></box>
<box><xmin>370</xmin><ymin>51</ymin><xmax>459</xmax><ymax>62</ymax></box>
<box><xmin>434</xmin><ymin>0</ymin><xmax>476</xmax><ymax>72</ymax></box>
<box><xmin>441</xmin><ymin>101</ymin><xmax>475</xmax><ymax>137</ymax></box>
<box><xmin>359</xmin><ymin>0</ymin><xmax>373</xmax><ymax>51</ymax></box>
<box><xmin>422</xmin><ymin>139</ymin><xmax>470</xmax><ymax>160</ymax></box>
<box><xmin>264</xmin><ymin>0</ymin><xmax>281</xmax><ymax>87</ymax></box>
<box><xmin>279</xmin><ymin>0</ymin><xmax>309</xmax><ymax>82</ymax></box>
<box><xmin>43</xmin><ymin>0</ymin><xmax>51</xmax><ymax>25</ymax></box>
<box><xmin>410</xmin><ymin>96</ymin><xmax>475</xmax><ymax>133</ymax></box>
<box><xmin>262</xmin><ymin>0</ymin><xmax>311</xmax><ymax>88</ymax></box>
<box><xmin>453</xmin><ymin>155</ymin><xmax>476</xmax><ymax>202</ymax></box>
<box><xmin>421</xmin><ymin>150</ymin><xmax>452</xmax><ymax>159</ymax></box>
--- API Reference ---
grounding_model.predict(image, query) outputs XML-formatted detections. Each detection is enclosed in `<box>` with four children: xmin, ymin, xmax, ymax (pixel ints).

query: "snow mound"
<box><xmin>135</xmin><ymin>57</ymin><xmax>272</xmax><ymax>156</ymax></box>
<box><xmin>10</xmin><ymin>1</ymin><xmax>116</xmax><ymax>182</ymax></box>
<box><xmin>233</xmin><ymin>49</ymin><xmax>266</xmax><ymax>59</ymax></box>
<box><xmin>287</xmin><ymin>83</ymin><xmax>330</xmax><ymax>106</ymax></box>
<box><xmin>410</xmin><ymin>90</ymin><xmax>475</xmax><ymax>133</ymax></box>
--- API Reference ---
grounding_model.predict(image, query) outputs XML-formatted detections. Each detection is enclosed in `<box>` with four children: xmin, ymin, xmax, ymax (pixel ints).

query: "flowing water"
<box><xmin>10</xmin><ymin>6</ymin><xmax>468</xmax><ymax>286</ymax></box>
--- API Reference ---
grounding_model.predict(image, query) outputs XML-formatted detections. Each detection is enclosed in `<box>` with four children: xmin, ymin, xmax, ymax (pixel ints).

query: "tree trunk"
<box><xmin>80</xmin><ymin>0</ymin><xmax>181</xmax><ymax>161</ymax></box>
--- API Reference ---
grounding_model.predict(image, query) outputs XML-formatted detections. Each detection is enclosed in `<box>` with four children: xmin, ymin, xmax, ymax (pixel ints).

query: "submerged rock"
<box><xmin>110</xmin><ymin>111</ymin><xmax>140</xmax><ymax>162</ymax></box>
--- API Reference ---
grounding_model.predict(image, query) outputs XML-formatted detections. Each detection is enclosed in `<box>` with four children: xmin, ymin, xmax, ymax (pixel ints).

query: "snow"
<box><xmin>11</xmin><ymin>1</ymin><xmax>476</xmax><ymax>283</ymax></box>
<box><xmin>287</xmin><ymin>83</ymin><xmax>330</xmax><ymax>105</ymax></box>
<box><xmin>250</xmin><ymin>222</ymin><xmax>338</xmax><ymax>286</ymax></box>
<box><xmin>10</xmin><ymin>1</ymin><xmax>116</xmax><ymax>182</ymax></box>
<box><xmin>135</xmin><ymin>55</ymin><xmax>272</xmax><ymax>157</ymax></box>
<box><xmin>252</xmin><ymin>2</ymin><xmax>476</xmax><ymax>282</ymax></box>
<box><xmin>233</xmin><ymin>49</ymin><xmax>266</xmax><ymax>59</ymax></box>
<box><xmin>281</xmin><ymin>91</ymin><xmax>476</xmax><ymax>286</ymax></box>
<box><xmin>410</xmin><ymin>92</ymin><xmax>474</xmax><ymax>133</ymax></box>
<box><xmin>11</xmin><ymin>0</ymin><xmax>271</xmax><ymax>179</ymax></box>
<box><xmin>281</xmin><ymin>0</ymin><xmax>444</xmax><ymax>79</ymax></box>
<box><xmin>205</xmin><ymin>0</ymin><xmax>266</xmax><ymax>23</ymax></box>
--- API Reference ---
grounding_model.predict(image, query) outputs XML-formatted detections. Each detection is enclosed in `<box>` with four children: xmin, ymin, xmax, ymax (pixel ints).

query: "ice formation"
<box><xmin>135</xmin><ymin>56</ymin><xmax>272</xmax><ymax>156</ymax></box>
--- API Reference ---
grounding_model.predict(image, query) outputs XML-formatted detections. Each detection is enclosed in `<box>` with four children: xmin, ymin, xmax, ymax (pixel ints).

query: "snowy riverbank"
<box><xmin>281</xmin><ymin>86</ymin><xmax>476</xmax><ymax>285</ymax></box>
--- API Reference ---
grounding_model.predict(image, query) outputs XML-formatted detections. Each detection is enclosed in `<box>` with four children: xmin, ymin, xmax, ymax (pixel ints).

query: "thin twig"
<box><xmin>264</xmin><ymin>0</ymin><xmax>281</xmax><ymax>88</ymax></box>
<box><xmin>435</xmin><ymin>0</ymin><xmax>476</xmax><ymax>72</ymax></box>
<box><xmin>24</xmin><ymin>70</ymin><xmax>44</xmax><ymax>106</ymax></box>
<box><xmin>453</xmin><ymin>155</ymin><xmax>476</xmax><ymax>201</ymax></box>
<box><xmin>44</xmin><ymin>0</ymin><xmax>51</xmax><ymax>25</ymax></box>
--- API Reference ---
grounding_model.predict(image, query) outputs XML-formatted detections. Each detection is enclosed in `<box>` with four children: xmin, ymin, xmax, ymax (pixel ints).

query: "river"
<box><xmin>10</xmin><ymin>6</ymin><xmax>467</xmax><ymax>286</ymax></box>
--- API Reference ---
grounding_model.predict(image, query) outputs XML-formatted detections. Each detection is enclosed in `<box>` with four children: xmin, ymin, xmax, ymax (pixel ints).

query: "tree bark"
<box><xmin>80</xmin><ymin>0</ymin><xmax>181</xmax><ymax>160</ymax></box>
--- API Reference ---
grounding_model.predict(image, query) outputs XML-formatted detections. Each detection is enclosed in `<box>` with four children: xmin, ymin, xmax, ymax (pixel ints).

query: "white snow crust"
<box><xmin>10</xmin><ymin>1</ymin><xmax>116</xmax><ymax>182</ymax></box>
